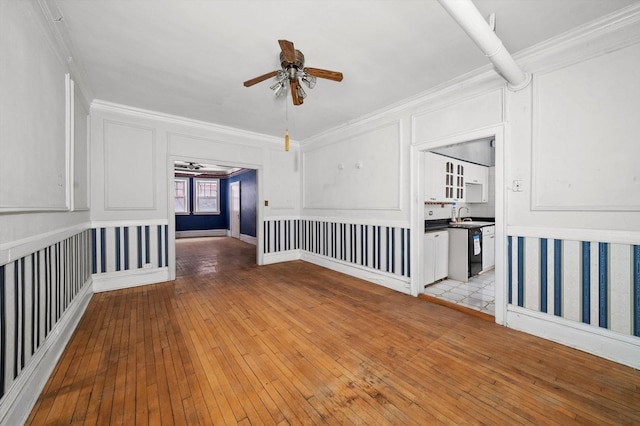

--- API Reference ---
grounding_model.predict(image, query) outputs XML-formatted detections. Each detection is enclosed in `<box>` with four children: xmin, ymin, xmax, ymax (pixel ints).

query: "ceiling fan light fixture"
<box><xmin>296</xmin><ymin>84</ymin><xmax>307</xmax><ymax>99</ymax></box>
<box><xmin>301</xmin><ymin>74</ymin><xmax>316</xmax><ymax>89</ymax></box>
<box><xmin>270</xmin><ymin>80</ymin><xmax>286</xmax><ymax>97</ymax></box>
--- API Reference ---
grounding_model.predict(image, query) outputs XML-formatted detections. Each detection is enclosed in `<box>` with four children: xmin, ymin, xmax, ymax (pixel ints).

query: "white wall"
<box><xmin>0</xmin><ymin>2</ymin><xmax>93</xmax><ymax>423</ymax></box>
<box><xmin>298</xmin><ymin>5</ymin><xmax>640</xmax><ymax>368</ymax></box>
<box><xmin>502</xmin><ymin>9</ymin><xmax>640</xmax><ymax>367</ymax></box>
<box><xmin>89</xmin><ymin>101</ymin><xmax>301</xmax><ymax>286</ymax></box>
<box><xmin>0</xmin><ymin>1</ymin><xmax>91</xmax><ymax>246</ymax></box>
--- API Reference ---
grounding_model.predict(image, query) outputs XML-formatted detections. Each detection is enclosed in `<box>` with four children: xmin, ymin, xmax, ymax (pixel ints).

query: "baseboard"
<box><xmin>175</xmin><ymin>229</ymin><xmax>227</xmax><ymax>238</ymax></box>
<box><xmin>0</xmin><ymin>279</ymin><xmax>93</xmax><ymax>426</ymax></box>
<box><xmin>506</xmin><ymin>306</ymin><xmax>640</xmax><ymax>369</ymax></box>
<box><xmin>239</xmin><ymin>234</ymin><xmax>257</xmax><ymax>245</ymax></box>
<box><xmin>301</xmin><ymin>252</ymin><xmax>411</xmax><ymax>295</ymax></box>
<box><xmin>263</xmin><ymin>250</ymin><xmax>301</xmax><ymax>264</ymax></box>
<box><xmin>92</xmin><ymin>267</ymin><xmax>170</xmax><ymax>292</ymax></box>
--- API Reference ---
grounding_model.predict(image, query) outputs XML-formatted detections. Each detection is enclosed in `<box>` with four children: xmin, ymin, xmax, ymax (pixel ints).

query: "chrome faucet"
<box><xmin>457</xmin><ymin>206</ymin><xmax>470</xmax><ymax>223</ymax></box>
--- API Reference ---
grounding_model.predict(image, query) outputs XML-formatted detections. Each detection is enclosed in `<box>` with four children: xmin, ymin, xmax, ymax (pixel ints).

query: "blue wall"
<box><xmin>175</xmin><ymin>177</ymin><xmax>228</xmax><ymax>232</ymax></box>
<box><xmin>175</xmin><ymin>170</ymin><xmax>257</xmax><ymax>237</ymax></box>
<box><xmin>228</xmin><ymin>169</ymin><xmax>257</xmax><ymax>238</ymax></box>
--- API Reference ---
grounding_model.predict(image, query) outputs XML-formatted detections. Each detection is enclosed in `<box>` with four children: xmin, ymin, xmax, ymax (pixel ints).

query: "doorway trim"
<box><xmin>229</xmin><ymin>181</ymin><xmax>240</xmax><ymax>239</ymax></box>
<box><xmin>167</xmin><ymin>155</ymin><xmax>263</xmax><ymax>281</ymax></box>
<box><xmin>410</xmin><ymin>124</ymin><xmax>506</xmax><ymax>324</ymax></box>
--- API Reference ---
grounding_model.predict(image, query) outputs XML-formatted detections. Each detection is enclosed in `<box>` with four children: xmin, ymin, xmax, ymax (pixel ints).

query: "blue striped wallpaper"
<box><xmin>0</xmin><ymin>230</ymin><xmax>92</xmax><ymax>399</ymax></box>
<box><xmin>509</xmin><ymin>235</ymin><xmax>640</xmax><ymax>338</ymax></box>
<box><xmin>92</xmin><ymin>224</ymin><xmax>169</xmax><ymax>275</ymax></box>
<box><xmin>264</xmin><ymin>219</ymin><xmax>411</xmax><ymax>279</ymax></box>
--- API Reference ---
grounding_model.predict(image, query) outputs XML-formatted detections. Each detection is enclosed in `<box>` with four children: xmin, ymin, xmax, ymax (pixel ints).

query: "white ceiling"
<box><xmin>50</xmin><ymin>0</ymin><xmax>637</xmax><ymax>140</ymax></box>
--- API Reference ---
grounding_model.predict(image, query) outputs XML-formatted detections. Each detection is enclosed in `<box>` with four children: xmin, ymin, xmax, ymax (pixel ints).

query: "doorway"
<box><xmin>413</xmin><ymin>125</ymin><xmax>505</xmax><ymax>324</ymax></box>
<box><xmin>229</xmin><ymin>181</ymin><xmax>240</xmax><ymax>239</ymax></box>
<box><xmin>169</xmin><ymin>159</ymin><xmax>261</xmax><ymax>281</ymax></box>
<box><xmin>422</xmin><ymin>138</ymin><xmax>496</xmax><ymax>315</ymax></box>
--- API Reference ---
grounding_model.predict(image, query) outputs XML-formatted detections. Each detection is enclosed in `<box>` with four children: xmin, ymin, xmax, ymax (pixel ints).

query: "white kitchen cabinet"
<box><xmin>424</xmin><ymin>152</ymin><xmax>465</xmax><ymax>203</ymax></box>
<box><xmin>424</xmin><ymin>230</ymin><xmax>449</xmax><ymax>285</ymax></box>
<box><xmin>482</xmin><ymin>225</ymin><xmax>495</xmax><ymax>271</ymax></box>
<box><xmin>424</xmin><ymin>153</ymin><xmax>446</xmax><ymax>202</ymax></box>
<box><xmin>465</xmin><ymin>162</ymin><xmax>489</xmax><ymax>203</ymax></box>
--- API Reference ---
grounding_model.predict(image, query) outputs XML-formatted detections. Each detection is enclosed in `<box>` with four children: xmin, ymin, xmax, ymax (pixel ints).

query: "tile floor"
<box><xmin>422</xmin><ymin>269</ymin><xmax>495</xmax><ymax>315</ymax></box>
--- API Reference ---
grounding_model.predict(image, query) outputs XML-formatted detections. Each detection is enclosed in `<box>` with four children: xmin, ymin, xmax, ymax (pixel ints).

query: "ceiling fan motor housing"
<box><xmin>280</xmin><ymin>50</ymin><xmax>305</xmax><ymax>75</ymax></box>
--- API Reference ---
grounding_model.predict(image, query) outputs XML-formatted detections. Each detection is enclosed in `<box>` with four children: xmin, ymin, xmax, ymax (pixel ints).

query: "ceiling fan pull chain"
<box><xmin>285</xmin><ymin>128</ymin><xmax>290</xmax><ymax>152</ymax></box>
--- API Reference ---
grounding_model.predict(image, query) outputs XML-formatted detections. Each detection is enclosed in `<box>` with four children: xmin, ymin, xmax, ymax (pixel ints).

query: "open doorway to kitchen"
<box><xmin>420</xmin><ymin>137</ymin><xmax>497</xmax><ymax>316</ymax></box>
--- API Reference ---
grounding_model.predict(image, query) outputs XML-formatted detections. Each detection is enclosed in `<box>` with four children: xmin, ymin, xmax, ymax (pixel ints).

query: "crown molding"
<box><xmin>36</xmin><ymin>0</ymin><xmax>94</xmax><ymax>107</ymax></box>
<box><xmin>302</xmin><ymin>3</ymin><xmax>640</xmax><ymax>145</ymax></box>
<box><xmin>91</xmin><ymin>100</ymin><xmax>295</xmax><ymax>147</ymax></box>
<box><xmin>513</xmin><ymin>3</ymin><xmax>640</xmax><ymax>72</ymax></box>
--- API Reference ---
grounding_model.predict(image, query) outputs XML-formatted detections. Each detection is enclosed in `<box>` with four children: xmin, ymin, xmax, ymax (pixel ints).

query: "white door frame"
<box><xmin>410</xmin><ymin>124</ymin><xmax>506</xmax><ymax>325</ymax></box>
<box><xmin>229</xmin><ymin>181</ymin><xmax>240</xmax><ymax>239</ymax></box>
<box><xmin>167</xmin><ymin>156</ymin><xmax>262</xmax><ymax>281</ymax></box>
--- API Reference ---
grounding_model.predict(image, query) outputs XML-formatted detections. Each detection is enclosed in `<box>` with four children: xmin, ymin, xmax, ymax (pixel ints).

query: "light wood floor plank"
<box><xmin>25</xmin><ymin>236</ymin><xmax>640</xmax><ymax>425</ymax></box>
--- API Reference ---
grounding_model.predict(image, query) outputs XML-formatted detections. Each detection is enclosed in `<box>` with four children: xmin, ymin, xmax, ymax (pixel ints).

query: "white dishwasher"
<box><xmin>481</xmin><ymin>225</ymin><xmax>495</xmax><ymax>272</ymax></box>
<box><xmin>424</xmin><ymin>230</ymin><xmax>449</xmax><ymax>286</ymax></box>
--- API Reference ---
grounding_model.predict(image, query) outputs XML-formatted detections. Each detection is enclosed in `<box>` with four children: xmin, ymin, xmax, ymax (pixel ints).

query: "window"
<box><xmin>195</xmin><ymin>178</ymin><xmax>220</xmax><ymax>214</ymax></box>
<box><xmin>174</xmin><ymin>178</ymin><xmax>189</xmax><ymax>214</ymax></box>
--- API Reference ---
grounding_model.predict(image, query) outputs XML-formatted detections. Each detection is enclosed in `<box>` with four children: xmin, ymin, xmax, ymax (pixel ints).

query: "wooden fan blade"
<box><xmin>304</xmin><ymin>67</ymin><xmax>343</xmax><ymax>82</ymax></box>
<box><xmin>278</xmin><ymin>40</ymin><xmax>296</xmax><ymax>63</ymax></box>
<box><xmin>243</xmin><ymin>71</ymin><xmax>278</xmax><ymax>87</ymax></box>
<box><xmin>290</xmin><ymin>80</ymin><xmax>303</xmax><ymax>106</ymax></box>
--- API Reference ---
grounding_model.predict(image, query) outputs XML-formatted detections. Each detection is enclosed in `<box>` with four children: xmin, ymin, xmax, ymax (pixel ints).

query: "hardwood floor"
<box><xmin>27</xmin><ymin>237</ymin><xmax>640</xmax><ymax>425</ymax></box>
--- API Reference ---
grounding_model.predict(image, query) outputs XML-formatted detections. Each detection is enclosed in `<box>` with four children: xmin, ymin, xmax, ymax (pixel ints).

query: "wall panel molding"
<box><xmin>0</xmin><ymin>2</ymin><xmax>70</xmax><ymax>213</ymax></box>
<box><xmin>302</xmin><ymin>121</ymin><xmax>403</xmax><ymax>210</ymax></box>
<box><xmin>411</xmin><ymin>88</ymin><xmax>504</xmax><ymax>145</ymax></box>
<box><xmin>103</xmin><ymin>120</ymin><xmax>157</xmax><ymax>211</ymax></box>
<box><xmin>530</xmin><ymin>43</ymin><xmax>640</xmax><ymax>211</ymax></box>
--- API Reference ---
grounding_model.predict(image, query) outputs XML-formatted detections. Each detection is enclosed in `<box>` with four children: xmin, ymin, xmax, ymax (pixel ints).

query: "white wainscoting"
<box><xmin>0</xmin><ymin>228</ymin><xmax>93</xmax><ymax>424</ymax></box>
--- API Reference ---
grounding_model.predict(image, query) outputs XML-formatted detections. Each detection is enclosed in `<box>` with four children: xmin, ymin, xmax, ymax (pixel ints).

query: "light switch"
<box><xmin>513</xmin><ymin>180</ymin><xmax>523</xmax><ymax>192</ymax></box>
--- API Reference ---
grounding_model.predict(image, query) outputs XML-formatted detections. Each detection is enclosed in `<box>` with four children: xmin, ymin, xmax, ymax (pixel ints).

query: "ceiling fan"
<box><xmin>175</xmin><ymin>161</ymin><xmax>203</xmax><ymax>171</ymax></box>
<box><xmin>243</xmin><ymin>40</ymin><xmax>343</xmax><ymax>106</ymax></box>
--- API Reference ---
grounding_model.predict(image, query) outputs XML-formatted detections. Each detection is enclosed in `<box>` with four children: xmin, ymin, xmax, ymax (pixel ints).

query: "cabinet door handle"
<box><xmin>434</xmin><ymin>234</ymin><xmax>439</xmax><ymax>238</ymax></box>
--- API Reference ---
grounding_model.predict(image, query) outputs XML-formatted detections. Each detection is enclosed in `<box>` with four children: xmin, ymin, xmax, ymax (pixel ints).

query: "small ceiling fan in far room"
<box><xmin>243</xmin><ymin>40</ymin><xmax>344</xmax><ymax>106</ymax></box>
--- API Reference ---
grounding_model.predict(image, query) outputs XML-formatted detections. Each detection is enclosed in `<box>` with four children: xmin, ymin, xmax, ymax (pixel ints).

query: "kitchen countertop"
<box><xmin>425</xmin><ymin>218</ymin><xmax>495</xmax><ymax>232</ymax></box>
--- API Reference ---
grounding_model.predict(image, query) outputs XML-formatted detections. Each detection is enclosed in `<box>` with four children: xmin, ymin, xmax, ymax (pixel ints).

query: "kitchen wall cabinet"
<box><xmin>465</xmin><ymin>163</ymin><xmax>489</xmax><ymax>203</ymax></box>
<box><xmin>424</xmin><ymin>230</ymin><xmax>449</xmax><ymax>285</ymax></box>
<box><xmin>424</xmin><ymin>152</ymin><xmax>446</xmax><ymax>202</ymax></box>
<box><xmin>424</xmin><ymin>152</ymin><xmax>465</xmax><ymax>203</ymax></box>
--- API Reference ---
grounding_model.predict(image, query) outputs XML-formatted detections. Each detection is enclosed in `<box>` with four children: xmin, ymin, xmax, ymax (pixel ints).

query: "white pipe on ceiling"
<box><xmin>437</xmin><ymin>0</ymin><xmax>531</xmax><ymax>91</ymax></box>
